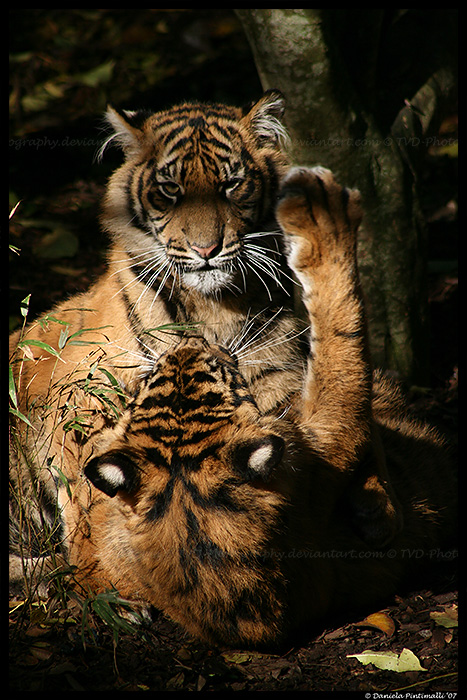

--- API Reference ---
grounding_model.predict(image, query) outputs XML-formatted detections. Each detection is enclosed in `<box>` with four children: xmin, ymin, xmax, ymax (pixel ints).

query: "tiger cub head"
<box><xmin>100</xmin><ymin>91</ymin><xmax>289</xmax><ymax>295</ymax></box>
<box><xmin>84</xmin><ymin>336</ymin><xmax>287</xmax><ymax>643</ymax></box>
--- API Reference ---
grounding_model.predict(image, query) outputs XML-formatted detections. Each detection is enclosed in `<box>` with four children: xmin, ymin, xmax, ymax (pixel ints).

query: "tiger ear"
<box><xmin>242</xmin><ymin>89</ymin><xmax>289</xmax><ymax>147</ymax></box>
<box><xmin>98</xmin><ymin>106</ymin><xmax>145</xmax><ymax>160</ymax></box>
<box><xmin>231</xmin><ymin>433</ymin><xmax>285</xmax><ymax>481</ymax></box>
<box><xmin>84</xmin><ymin>451</ymin><xmax>140</xmax><ymax>497</ymax></box>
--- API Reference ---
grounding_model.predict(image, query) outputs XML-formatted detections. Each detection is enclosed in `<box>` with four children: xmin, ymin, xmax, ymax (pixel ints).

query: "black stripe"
<box><xmin>145</xmin><ymin>477</ymin><xmax>175</xmax><ymax>521</ymax></box>
<box><xmin>185</xmin><ymin>509</ymin><xmax>228</xmax><ymax>568</ymax></box>
<box><xmin>117</xmin><ymin>287</ymin><xmax>149</xmax><ymax>343</ymax></box>
<box><xmin>159</xmin><ymin>286</ymin><xmax>188</xmax><ymax>324</ymax></box>
<box><xmin>184</xmin><ymin>476</ymin><xmax>246</xmax><ymax>514</ymax></box>
<box><xmin>143</xmin><ymin>445</ymin><xmax>167</xmax><ymax>467</ymax></box>
<box><xmin>162</xmin><ymin>122</ymin><xmax>188</xmax><ymax>144</ymax></box>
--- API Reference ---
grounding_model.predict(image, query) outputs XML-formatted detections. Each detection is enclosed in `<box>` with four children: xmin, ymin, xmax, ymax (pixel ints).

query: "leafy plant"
<box><xmin>9</xmin><ymin>291</ymin><xmax>194</xmax><ymax>659</ymax></box>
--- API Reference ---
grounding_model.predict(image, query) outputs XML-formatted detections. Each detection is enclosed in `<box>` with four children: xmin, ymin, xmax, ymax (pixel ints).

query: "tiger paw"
<box><xmin>276</xmin><ymin>166</ymin><xmax>362</xmax><ymax>274</ymax></box>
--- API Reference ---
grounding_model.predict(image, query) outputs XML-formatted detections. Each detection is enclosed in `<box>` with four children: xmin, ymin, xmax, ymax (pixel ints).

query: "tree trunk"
<box><xmin>236</xmin><ymin>8</ymin><xmax>456</xmax><ymax>382</ymax></box>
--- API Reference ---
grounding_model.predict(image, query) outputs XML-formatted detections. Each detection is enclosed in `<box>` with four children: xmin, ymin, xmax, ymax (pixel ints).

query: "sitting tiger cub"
<box><xmin>24</xmin><ymin>168</ymin><xmax>453</xmax><ymax>646</ymax></box>
<box><xmin>9</xmin><ymin>92</ymin><xmax>400</xmax><ymax>548</ymax></box>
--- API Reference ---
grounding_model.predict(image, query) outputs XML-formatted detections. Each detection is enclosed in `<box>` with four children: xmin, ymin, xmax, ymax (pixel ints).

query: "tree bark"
<box><xmin>236</xmin><ymin>8</ymin><xmax>456</xmax><ymax>382</ymax></box>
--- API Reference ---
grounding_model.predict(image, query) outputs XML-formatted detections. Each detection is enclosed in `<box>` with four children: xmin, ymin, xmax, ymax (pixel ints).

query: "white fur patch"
<box><xmin>253</xmin><ymin>113</ymin><xmax>290</xmax><ymax>147</ymax></box>
<box><xmin>97</xmin><ymin>107</ymin><xmax>140</xmax><ymax>161</ymax></box>
<box><xmin>248</xmin><ymin>443</ymin><xmax>274</xmax><ymax>473</ymax></box>
<box><xmin>99</xmin><ymin>463</ymin><xmax>126</xmax><ymax>488</ymax></box>
<box><xmin>183</xmin><ymin>269</ymin><xmax>235</xmax><ymax>294</ymax></box>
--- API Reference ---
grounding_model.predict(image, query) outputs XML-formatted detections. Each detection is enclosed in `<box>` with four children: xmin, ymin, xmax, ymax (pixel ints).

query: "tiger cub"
<box><xmin>25</xmin><ymin>168</ymin><xmax>455</xmax><ymax>646</ymax></box>
<box><xmin>10</xmin><ymin>92</ymin><xmax>397</xmax><ymax>547</ymax></box>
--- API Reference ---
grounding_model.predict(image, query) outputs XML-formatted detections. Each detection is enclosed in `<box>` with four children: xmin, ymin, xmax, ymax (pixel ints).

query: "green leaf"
<box><xmin>143</xmin><ymin>321</ymin><xmax>203</xmax><ymax>338</ymax></box>
<box><xmin>68</xmin><ymin>325</ymin><xmax>112</xmax><ymax>341</ymax></box>
<box><xmin>222</xmin><ymin>651</ymin><xmax>253</xmax><ymax>664</ymax></box>
<box><xmin>96</xmin><ymin>367</ymin><xmax>127</xmax><ymax>401</ymax></box>
<box><xmin>9</xmin><ymin>366</ymin><xmax>18</xmax><ymax>408</ymax></box>
<box><xmin>9</xmin><ymin>406</ymin><xmax>35</xmax><ymax>428</ymax></box>
<box><xmin>59</xmin><ymin>326</ymin><xmax>69</xmax><ymax>350</ymax></box>
<box><xmin>9</xmin><ymin>200</ymin><xmax>21</xmax><ymax>219</ymax></box>
<box><xmin>91</xmin><ymin>590</ymin><xmax>139</xmax><ymax>638</ymax></box>
<box><xmin>347</xmin><ymin>648</ymin><xmax>427</xmax><ymax>673</ymax></box>
<box><xmin>51</xmin><ymin>465</ymin><xmax>73</xmax><ymax>500</ymax></box>
<box><xmin>63</xmin><ymin>415</ymin><xmax>91</xmax><ymax>434</ymax></box>
<box><xmin>38</xmin><ymin>314</ymin><xmax>70</xmax><ymax>328</ymax></box>
<box><xmin>34</xmin><ymin>228</ymin><xmax>79</xmax><ymax>259</ymax></box>
<box><xmin>21</xmin><ymin>79</ymin><xmax>67</xmax><ymax>112</ymax></box>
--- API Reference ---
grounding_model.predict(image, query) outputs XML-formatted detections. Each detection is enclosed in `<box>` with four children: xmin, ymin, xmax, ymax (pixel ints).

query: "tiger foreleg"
<box><xmin>276</xmin><ymin>166</ymin><xmax>402</xmax><ymax>546</ymax></box>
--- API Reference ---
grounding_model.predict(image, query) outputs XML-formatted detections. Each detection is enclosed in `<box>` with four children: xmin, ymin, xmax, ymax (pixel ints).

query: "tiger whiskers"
<box><xmin>220</xmin><ymin>262</ymin><xmax>244</xmax><ymax>297</ymax></box>
<box><xmin>145</xmin><ymin>258</ymin><xmax>176</xmax><ymax>312</ymax></box>
<box><xmin>241</xmin><ymin>230</ymin><xmax>296</xmax><ymax>299</ymax></box>
<box><xmin>168</xmin><ymin>262</ymin><xmax>182</xmax><ymax>301</ymax></box>
<box><xmin>230</xmin><ymin>308</ymin><xmax>310</xmax><ymax>366</ymax></box>
<box><xmin>228</xmin><ymin>307</ymin><xmax>283</xmax><ymax>355</ymax></box>
<box><xmin>110</xmin><ymin>246</ymin><xmax>167</xmax><ymax>289</ymax></box>
<box><xmin>236</xmin><ymin>328</ymin><xmax>309</xmax><ymax>366</ymax></box>
<box><xmin>110</xmin><ymin>333</ymin><xmax>172</xmax><ymax>379</ymax></box>
<box><xmin>237</xmin><ymin>257</ymin><xmax>249</xmax><ymax>294</ymax></box>
<box><xmin>110</xmin><ymin>246</ymin><xmax>178</xmax><ymax>314</ymax></box>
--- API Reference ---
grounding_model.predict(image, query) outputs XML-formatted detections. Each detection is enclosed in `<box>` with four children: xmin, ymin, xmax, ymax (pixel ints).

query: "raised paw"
<box><xmin>276</xmin><ymin>167</ymin><xmax>362</xmax><ymax>270</ymax></box>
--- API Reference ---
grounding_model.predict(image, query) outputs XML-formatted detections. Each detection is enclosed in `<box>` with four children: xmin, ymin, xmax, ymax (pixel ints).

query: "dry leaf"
<box><xmin>167</xmin><ymin>671</ymin><xmax>185</xmax><ymax>690</ymax></box>
<box><xmin>20</xmin><ymin>344</ymin><xmax>35</xmax><ymax>360</ymax></box>
<box><xmin>347</xmin><ymin>647</ymin><xmax>427</xmax><ymax>673</ymax></box>
<box><xmin>355</xmin><ymin>612</ymin><xmax>395</xmax><ymax>636</ymax></box>
<box><xmin>430</xmin><ymin>605</ymin><xmax>458</xmax><ymax>628</ymax></box>
<box><xmin>323</xmin><ymin>626</ymin><xmax>348</xmax><ymax>641</ymax></box>
<box><xmin>222</xmin><ymin>651</ymin><xmax>253</xmax><ymax>664</ymax></box>
<box><xmin>30</xmin><ymin>643</ymin><xmax>53</xmax><ymax>662</ymax></box>
<box><xmin>25</xmin><ymin>625</ymin><xmax>50</xmax><ymax>637</ymax></box>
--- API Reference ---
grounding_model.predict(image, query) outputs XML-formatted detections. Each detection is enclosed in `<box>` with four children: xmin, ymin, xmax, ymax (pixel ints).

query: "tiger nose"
<box><xmin>190</xmin><ymin>242</ymin><xmax>220</xmax><ymax>259</ymax></box>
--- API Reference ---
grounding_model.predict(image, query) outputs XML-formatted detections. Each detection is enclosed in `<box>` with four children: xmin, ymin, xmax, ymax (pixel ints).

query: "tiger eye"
<box><xmin>159</xmin><ymin>181</ymin><xmax>181</xmax><ymax>199</ymax></box>
<box><xmin>221</xmin><ymin>178</ymin><xmax>243</xmax><ymax>198</ymax></box>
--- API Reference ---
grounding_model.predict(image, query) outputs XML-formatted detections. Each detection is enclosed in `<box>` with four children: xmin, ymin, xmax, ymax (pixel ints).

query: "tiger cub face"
<box><xmin>101</xmin><ymin>91</ymin><xmax>289</xmax><ymax>295</ymax></box>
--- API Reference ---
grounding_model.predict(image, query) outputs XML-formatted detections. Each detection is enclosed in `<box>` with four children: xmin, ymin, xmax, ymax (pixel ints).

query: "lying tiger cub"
<box><xmin>11</xmin><ymin>168</ymin><xmax>456</xmax><ymax>646</ymax></box>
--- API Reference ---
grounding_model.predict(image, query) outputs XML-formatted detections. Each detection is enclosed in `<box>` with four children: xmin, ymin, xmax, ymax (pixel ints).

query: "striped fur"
<box><xmin>11</xmin><ymin>168</ymin><xmax>455</xmax><ymax>645</ymax></box>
